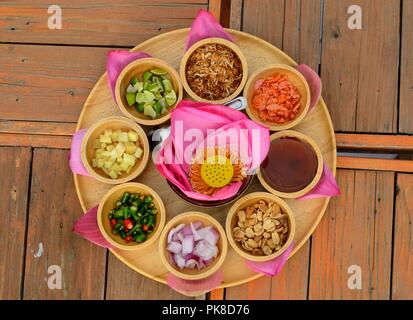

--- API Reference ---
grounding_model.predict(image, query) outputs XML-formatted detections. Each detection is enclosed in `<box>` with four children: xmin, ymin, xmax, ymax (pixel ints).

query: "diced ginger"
<box><xmin>118</xmin><ymin>132</ymin><xmax>128</xmax><ymax>142</ymax></box>
<box><xmin>104</xmin><ymin>128</ymin><xmax>112</xmax><ymax>136</ymax></box>
<box><xmin>123</xmin><ymin>153</ymin><xmax>136</xmax><ymax>166</ymax></box>
<box><xmin>134</xmin><ymin>147</ymin><xmax>143</xmax><ymax>159</ymax></box>
<box><xmin>93</xmin><ymin>139</ymin><xmax>101</xmax><ymax>149</ymax></box>
<box><xmin>114</xmin><ymin>143</ymin><xmax>126</xmax><ymax>157</ymax></box>
<box><xmin>128</xmin><ymin>131</ymin><xmax>138</xmax><ymax>142</ymax></box>
<box><xmin>125</xmin><ymin>144</ymin><xmax>137</xmax><ymax>155</ymax></box>
<box><xmin>104</xmin><ymin>159</ymin><xmax>115</xmax><ymax>169</ymax></box>
<box><xmin>119</xmin><ymin>161</ymin><xmax>129</xmax><ymax>171</ymax></box>
<box><xmin>92</xmin><ymin>158</ymin><xmax>98</xmax><ymax>168</ymax></box>
<box><xmin>108</xmin><ymin>170</ymin><xmax>118</xmax><ymax>179</ymax></box>
<box><xmin>99</xmin><ymin>134</ymin><xmax>112</xmax><ymax>144</ymax></box>
<box><xmin>106</xmin><ymin>145</ymin><xmax>114</xmax><ymax>152</ymax></box>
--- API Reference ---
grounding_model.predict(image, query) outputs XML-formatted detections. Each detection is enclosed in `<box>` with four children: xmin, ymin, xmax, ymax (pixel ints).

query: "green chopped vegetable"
<box><xmin>125</xmin><ymin>92</ymin><xmax>136</xmax><ymax>106</ymax></box>
<box><xmin>162</xmin><ymin>79</ymin><xmax>173</xmax><ymax>92</ymax></box>
<box><xmin>130</xmin><ymin>76</ymin><xmax>138</xmax><ymax>86</ymax></box>
<box><xmin>143</xmin><ymin>71</ymin><xmax>152</xmax><ymax>82</ymax></box>
<box><xmin>150</xmin><ymin>68</ymin><xmax>167</xmax><ymax>76</ymax></box>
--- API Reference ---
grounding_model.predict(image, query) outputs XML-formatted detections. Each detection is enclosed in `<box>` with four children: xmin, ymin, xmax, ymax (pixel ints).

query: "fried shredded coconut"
<box><xmin>185</xmin><ymin>44</ymin><xmax>243</xmax><ymax>101</ymax></box>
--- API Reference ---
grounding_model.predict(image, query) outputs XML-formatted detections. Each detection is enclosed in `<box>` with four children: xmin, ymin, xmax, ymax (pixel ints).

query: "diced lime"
<box><xmin>147</xmin><ymin>83</ymin><xmax>160</xmax><ymax>93</ymax></box>
<box><xmin>143</xmin><ymin>90</ymin><xmax>155</xmax><ymax>102</ymax></box>
<box><xmin>154</xmin><ymin>91</ymin><xmax>163</xmax><ymax>100</ymax></box>
<box><xmin>143</xmin><ymin>105</ymin><xmax>157</xmax><ymax>119</ymax></box>
<box><xmin>143</xmin><ymin>71</ymin><xmax>153</xmax><ymax>82</ymax></box>
<box><xmin>130</xmin><ymin>76</ymin><xmax>138</xmax><ymax>86</ymax></box>
<box><xmin>159</xmin><ymin>97</ymin><xmax>168</xmax><ymax>108</ymax></box>
<box><xmin>153</xmin><ymin>102</ymin><xmax>162</xmax><ymax>115</ymax></box>
<box><xmin>164</xmin><ymin>90</ymin><xmax>177</xmax><ymax>107</ymax></box>
<box><xmin>136</xmin><ymin>92</ymin><xmax>146</xmax><ymax>104</ymax></box>
<box><xmin>162</xmin><ymin>79</ymin><xmax>173</xmax><ymax>92</ymax></box>
<box><xmin>143</xmin><ymin>81</ymin><xmax>151</xmax><ymax>91</ymax></box>
<box><xmin>125</xmin><ymin>92</ymin><xmax>136</xmax><ymax>106</ymax></box>
<box><xmin>127</xmin><ymin>84</ymin><xmax>137</xmax><ymax>93</ymax></box>
<box><xmin>134</xmin><ymin>82</ymin><xmax>144</xmax><ymax>92</ymax></box>
<box><xmin>150</xmin><ymin>68</ymin><xmax>167</xmax><ymax>76</ymax></box>
<box><xmin>136</xmin><ymin>103</ymin><xmax>144</xmax><ymax>113</ymax></box>
<box><xmin>161</xmin><ymin>74</ymin><xmax>171</xmax><ymax>81</ymax></box>
<box><xmin>152</xmin><ymin>76</ymin><xmax>163</xmax><ymax>90</ymax></box>
<box><xmin>160</xmin><ymin>107</ymin><xmax>168</xmax><ymax>115</ymax></box>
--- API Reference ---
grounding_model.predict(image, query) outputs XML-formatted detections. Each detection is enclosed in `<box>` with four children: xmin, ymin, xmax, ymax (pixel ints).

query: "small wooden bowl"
<box><xmin>257</xmin><ymin>130</ymin><xmax>323</xmax><ymax>198</ymax></box>
<box><xmin>115</xmin><ymin>58</ymin><xmax>183</xmax><ymax>126</ymax></box>
<box><xmin>180</xmin><ymin>37</ymin><xmax>248</xmax><ymax>105</ymax></box>
<box><xmin>81</xmin><ymin>116</ymin><xmax>150</xmax><ymax>184</ymax></box>
<box><xmin>226</xmin><ymin>192</ymin><xmax>296</xmax><ymax>262</ymax></box>
<box><xmin>244</xmin><ymin>64</ymin><xmax>310</xmax><ymax>131</ymax></box>
<box><xmin>97</xmin><ymin>182</ymin><xmax>166</xmax><ymax>251</ymax></box>
<box><xmin>159</xmin><ymin>211</ymin><xmax>228</xmax><ymax>280</ymax></box>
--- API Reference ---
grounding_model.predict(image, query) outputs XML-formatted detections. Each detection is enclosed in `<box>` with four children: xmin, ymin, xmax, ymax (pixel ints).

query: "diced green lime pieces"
<box><xmin>153</xmin><ymin>76</ymin><xmax>163</xmax><ymax>90</ymax></box>
<box><xmin>130</xmin><ymin>76</ymin><xmax>138</xmax><ymax>86</ymax></box>
<box><xmin>154</xmin><ymin>91</ymin><xmax>163</xmax><ymax>100</ymax></box>
<box><xmin>162</xmin><ymin>79</ymin><xmax>173</xmax><ymax>92</ymax></box>
<box><xmin>134</xmin><ymin>82</ymin><xmax>144</xmax><ymax>92</ymax></box>
<box><xmin>136</xmin><ymin>103</ymin><xmax>144</xmax><ymax>113</ymax></box>
<box><xmin>143</xmin><ymin>90</ymin><xmax>155</xmax><ymax>102</ymax></box>
<box><xmin>159</xmin><ymin>97</ymin><xmax>168</xmax><ymax>108</ymax></box>
<box><xmin>160</xmin><ymin>107</ymin><xmax>168</xmax><ymax>115</ymax></box>
<box><xmin>153</xmin><ymin>102</ymin><xmax>162</xmax><ymax>115</ymax></box>
<box><xmin>150</xmin><ymin>68</ymin><xmax>167</xmax><ymax>76</ymax></box>
<box><xmin>127</xmin><ymin>84</ymin><xmax>137</xmax><ymax>93</ymax></box>
<box><xmin>147</xmin><ymin>83</ymin><xmax>160</xmax><ymax>93</ymax></box>
<box><xmin>143</xmin><ymin>105</ymin><xmax>157</xmax><ymax>119</ymax></box>
<box><xmin>135</xmin><ymin>92</ymin><xmax>146</xmax><ymax>104</ymax></box>
<box><xmin>164</xmin><ymin>90</ymin><xmax>177</xmax><ymax>107</ymax></box>
<box><xmin>143</xmin><ymin>71</ymin><xmax>153</xmax><ymax>82</ymax></box>
<box><xmin>161</xmin><ymin>74</ymin><xmax>171</xmax><ymax>81</ymax></box>
<box><xmin>125</xmin><ymin>92</ymin><xmax>136</xmax><ymax>106</ymax></box>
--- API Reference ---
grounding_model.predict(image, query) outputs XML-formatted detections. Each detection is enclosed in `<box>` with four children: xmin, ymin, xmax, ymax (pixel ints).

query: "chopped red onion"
<box><xmin>181</xmin><ymin>235</ymin><xmax>194</xmax><ymax>256</ymax></box>
<box><xmin>185</xmin><ymin>259</ymin><xmax>198</xmax><ymax>269</ymax></box>
<box><xmin>174</xmin><ymin>254</ymin><xmax>186</xmax><ymax>269</ymax></box>
<box><xmin>167</xmin><ymin>241</ymin><xmax>182</xmax><ymax>254</ymax></box>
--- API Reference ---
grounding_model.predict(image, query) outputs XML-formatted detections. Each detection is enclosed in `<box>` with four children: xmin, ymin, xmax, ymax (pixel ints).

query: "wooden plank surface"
<box><xmin>105</xmin><ymin>252</ymin><xmax>193</xmax><ymax>300</ymax></box>
<box><xmin>225</xmin><ymin>241</ymin><xmax>310</xmax><ymax>299</ymax></box>
<box><xmin>309</xmin><ymin>169</ymin><xmax>394</xmax><ymax>299</ymax></box>
<box><xmin>399</xmin><ymin>0</ymin><xmax>413</xmax><ymax>134</ymax></box>
<box><xmin>336</xmin><ymin>133</ymin><xmax>413</xmax><ymax>152</ymax></box>
<box><xmin>0</xmin><ymin>44</ymin><xmax>110</xmax><ymax>123</ymax></box>
<box><xmin>321</xmin><ymin>0</ymin><xmax>400</xmax><ymax>133</ymax></box>
<box><xmin>0</xmin><ymin>147</ymin><xmax>31</xmax><ymax>299</ymax></box>
<box><xmin>392</xmin><ymin>174</ymin><xmax>413</xmax><ymax>299</ymax></box>
<box><xmin>337</xmin><ymin>157</ymin><xmax>413</xmax><ymax>173</ymax></box>
<box><xmin>23</xmin><ymin>148</ymin><xmax>107</xmax><ymax>299</ymax></box>
<box><xmin>0</xmin><ymin>121</ymin><xmax>75</xmax><ymax>136</ymax></box>
<box><xmin>0</xmin><ymin>1</ymin><xmax>207</xmax><ymax>46</ymax></box>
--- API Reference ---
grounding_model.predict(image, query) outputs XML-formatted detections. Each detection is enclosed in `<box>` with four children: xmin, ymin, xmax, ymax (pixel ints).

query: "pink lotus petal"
<box><xmin>299</xmin><ymin>163</ymin><xmax>340</xmax><ymax>200</ymax></box>
<box><xmin>167</xmin><ymin>271</ymin><xmax>223</xmax><ymax>294</ymax></box>
<box><xmin>106</xmin><ymin>50</ymin><xmax>151</xmax><ymax>97</ymax></box>
<box><xmin>296</xmin><ymin>64</ymin><xmax>322</xmax><ymax>110</ymax></box>
<box><xmin>245</xmin><ymin>243</ymin><xmax>294</xmax><ymax>276</ymax></box>
<box><xmin>185</xmin><ymin>9</ymin><xmax>234</xmax><ymax>51</ymax></box>
<box><xmin>155</xmin><ymin>100</ymin><xmax>270</xmax><ymax>201</ymax></box>
<box><xmin>68</xmin><ymin>129</ymin><xmax>89</xmax><ymax>176</ymax></box>
<box><xmin>72</xmin><ymin>206</ymin><xmax>113</xmax><ymax>248</ymax></box>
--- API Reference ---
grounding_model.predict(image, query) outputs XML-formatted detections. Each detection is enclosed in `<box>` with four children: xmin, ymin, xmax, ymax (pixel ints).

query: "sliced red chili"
<box><xmin>123</xmin><ymin>218</ymin><xmax>133</xmax><ymax>230</ymax></box>
<box><xmin>110</xmin><ymin>219</ymin><xmax>117</xmax><ymax>228</ymax></box>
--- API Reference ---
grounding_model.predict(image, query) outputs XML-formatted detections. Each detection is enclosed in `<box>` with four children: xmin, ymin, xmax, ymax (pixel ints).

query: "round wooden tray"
<box><xmin>74</xmin><ymin>28</ymin><xmax>336</xmax><ymax>289</ymax></box>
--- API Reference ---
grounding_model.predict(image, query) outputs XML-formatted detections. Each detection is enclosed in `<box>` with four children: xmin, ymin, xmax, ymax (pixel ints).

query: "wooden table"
<box><xmin>1</xmin><ymin>0</ymin><xmax>412</xmax><ymax>300</ymax></box>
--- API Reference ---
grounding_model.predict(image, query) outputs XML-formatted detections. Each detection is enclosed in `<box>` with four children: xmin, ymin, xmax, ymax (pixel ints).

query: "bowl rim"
<box><xmin>180</xmin><ymin>37</ymin><xmax>248</xmax><ymax>105</ymax></box>
<box><xmin>256</xmin><ymin>130</ymin><xmax>324</xmax><ymax>198</ymax></box>
<box><xmin>115</xmin><ymin>57</ymin><xmax>183</xmax><ymax>126</ymax></box>
<box><xmin>80</xmin><ymin>116</ymin><xmax>150</xmax><ymax>184</ymax></box>
<box><xmin>158</xmin><ymin>211</ymin><xmax>228</xmax><ymax>280</ymax></box>
<box><xmin>244</xmin><ymin>63</ymin><xmax>310</xmax><ymax>131</ymax></box>
<box><xmin>225</xmin><ymin>191</ymin><xmax>296</xmax><ymax>262</ymax></box>
<box><xmin>97</xmin><ymin>182</ymin><xmax>166</xmax><ymax>251</ymax></box>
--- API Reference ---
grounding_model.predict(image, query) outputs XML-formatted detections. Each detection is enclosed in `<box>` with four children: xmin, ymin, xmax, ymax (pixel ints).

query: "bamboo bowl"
<box><xmin>115</xmin><ymin>58</ymin><xmax>183</xmax><ymax>126</ymax></box>
<box><xmin>81</xmin><ymin>116</ymin><xmax>149</xmax><ymax>184</ymax></box>
<box><xmin>244</xmin><ymin>64</ymin><xmax>310</xmax><ymax>131</ymax></box>
<box><xmin>180</xmin><ymin>37</ymin><xmax>248</xmax><ymax>105</ymax></box>
<box><xmin>226</xmin><ymin>192</ymin><xmax>296</xmax><ymax>262</ymax></box>
<box><xmin>159</xmin><ymin>211</ymin><xmax>228</xmax><ymax>280</ymax></box>
<box><xmin>97</xmin><ymin>183</ymin><xmax>166</xmax><ymax>251</ymax></box>
<box><xmin>257</xmin><ymin>130</ymin><xmax>323</xmax><ymax>199</ymax></box>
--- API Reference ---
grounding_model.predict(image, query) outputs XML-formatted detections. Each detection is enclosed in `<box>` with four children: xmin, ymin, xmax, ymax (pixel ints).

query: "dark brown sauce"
<box><xmin>261</xmin><ymin>137</ymin><xmax>318</xmax><ymax>193</ymax></box>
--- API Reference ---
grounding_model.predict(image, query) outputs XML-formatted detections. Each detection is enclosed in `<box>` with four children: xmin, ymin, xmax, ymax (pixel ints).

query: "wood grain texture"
<box><xmin>392</xmin><ymin>174</ymin><xmax>413</xmax><ymax>299</ymax></box>
<box><xmin>225</xmin><ymin>241</ymin><xmax>310</xmax><ymax>299</ymax></box>
<box><xmin>336</xmin><ymin>133</ymin><xmax>413</xmax><ymax>152</ymax></box>
<box><xmin>23</xmin><ymin>149</ymin><xmax>107</xmax><ymax>299</ymax></box>
<box><xmin>321</xmin><ymin>0</ymin><xmax>399</xmax><ymax>133</ymax></box>
<box><xmin>399</xmin><ymin>0</ymin><xmax>413</xmax><ymax>133</ymax></box>
<box><xmin>105</xmin><ymin>252</ymin><xmax>193</xmax><ymax>300</ymax></box>
<box><xmin>229</xmin><ymin>0</ymin><xmax>243</xmax><ymax>30</ymax></box>
<box><xmin>0</xmin><ymin>44</ymin><xmax>111</xmax><ymax>122</ymax></box>
<box><xmin>0</xmin><ymin>1</ymin><xmax>207</xmax><ymax>46</ymax></box>
<box><xmin>309</xmin><ymin>169</ymin><xmax>394</xmax><ymax>299</ymax></box>
<box><xmin>0</xmin><ymin>133</ymin><xmax>72</xmax><ymax>149</ymax></box>
<box><xmin>0</xmin><ymin>121</ymin><xmax>75</xmax><ymax>136</ymax></box>
<box><xmin>282</xmin><ymin>0</ymin><xmax>322</xmax><ymax>70</ymax></box>
<box><xmin>0</xmin><ymin>147</ymin><xmax>31</xmax><ymax>299</ymax></box>
<box><xmin>337</xmin><ymin>156</ymin><xmax>413</xmax><ymax>173</ymax></box>
<box><xmin>242</xmin><ymin>0</ymin><xmax>285</xmax><ymax>48</ymax></box>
